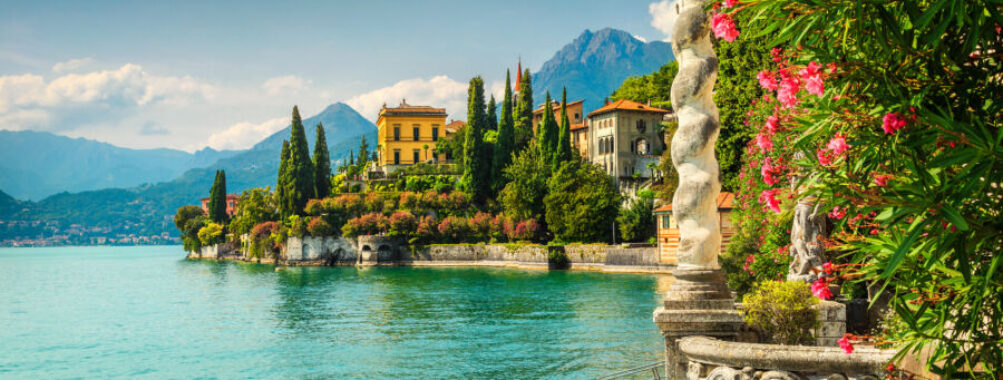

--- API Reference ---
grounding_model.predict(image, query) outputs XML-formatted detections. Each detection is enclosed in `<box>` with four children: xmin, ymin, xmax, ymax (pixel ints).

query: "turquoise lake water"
<box><xmin>0</xmin><ymin>246</ymin><xmax>669</xmax><ymax>379</ymax></box>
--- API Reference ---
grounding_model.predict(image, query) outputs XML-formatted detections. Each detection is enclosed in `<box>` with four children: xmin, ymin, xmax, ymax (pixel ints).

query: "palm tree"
<box><xmin>647</xmin><ymin>161</ymin><xmax>658</xmax><ymax>180</ymax></box>
<box><xmin>423</xmin><ymin>144</ymin><xmax>429</xmax><ymax>162</ymax></box>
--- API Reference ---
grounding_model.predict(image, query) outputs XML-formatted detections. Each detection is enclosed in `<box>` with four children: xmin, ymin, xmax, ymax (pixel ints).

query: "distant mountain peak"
<box><xmin>533</xmin><ymin>27</ymin><xmax>673</xmax><ymax>114</ymax></box>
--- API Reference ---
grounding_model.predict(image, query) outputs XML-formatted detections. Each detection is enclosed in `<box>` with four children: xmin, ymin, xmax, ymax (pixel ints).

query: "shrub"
<box><xmin>617</xmin><ymin>191</ymin><xmax>656</xmax><ymax>242</ymax></box>
<box><xmin>490</xmin><ymin>214</ymin><xmax>509</xmax><ymax>242</ymax></box>
<box><xmin>249</xmin><ymin>221</ymin><xmax>280</xmax><ymax>259</ymax></box>
<box><xmin>341</xmin><ymin>212</ymin><xmax>389</xmax><ymax>238</ymax></box>
<box><xmin>742</xmin><ymin>280</ymin><xmax>819</xmax><ymax>345</ymax></box>
<box><xmin>468</xmin><ymin>212</ymin><xmax>492</xmax><ymax>242</ymax></box>
<box><xmin>197</xmin><ymin>222</ymin><xmax>224</xmax><ymax>246</ymax></box>
<box><xmin>415</xmin><ymin>216</ymin><xmax>438</xmax><ymax>243</ymax></box>
<box><xmin>388</xmin><ymin>210</ymin><xmax>417</xmax><ymax>237</ymax></box>
<box><xmin>306</xmin><ymin>218</ymin><xmax>335</xmax><ymax>237</ymax></box>
<box><xmin>399</xmin><ymin>192</ymin><xmax>421</xmax><ymax>211</ymax></box>
<box><xmin>364</xmin><ymin>192</ymin><xmax>385</xmax><ymax>213</ymax></box>
<box><xmin>509</xmin><ymin>218</ymin><xmax>540</xmax><ymax>241</ymax></box>
<box><xmin>287</xmin><ymin>215</ymin><xmax>307</xmax><ymax>238</ymax></box>
<box><xmin>437</xmin><ymin>216</ymin><xmax>471</xmax><ymax>243</ymax></box>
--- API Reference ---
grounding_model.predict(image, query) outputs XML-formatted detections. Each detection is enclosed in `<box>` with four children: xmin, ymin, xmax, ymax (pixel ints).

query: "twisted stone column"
<box><xmin>654</xmin><ymin>1</ymin><xmax>744</xmax><ymax>377</ymax></box>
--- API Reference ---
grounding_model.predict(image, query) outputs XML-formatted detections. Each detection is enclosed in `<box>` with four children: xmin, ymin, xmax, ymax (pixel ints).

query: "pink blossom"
<box><xmin>759</xmin><ymin>189</ymin><xmax>781</xmax><ymax>214</ymax></box>
<box><xmin>711</xmin><ymin>13</ymin><xmax>739</xmax><ymax>42</ymax></box>
<box><xmin>827</xmin><ymin>62</ymin><xmax>838</xmax><ymax>74</ymax></box>
<box><xmin>882</xmin><ymin>112</ymin><xmax>908</xmax><ymax>134</ymax></box>
<box><xmin>838</xmin><ymin>335</ymin><xmax>854</xmax><ymax>354</ymax></box>
<box><xmin>754</xmin><ymin>133</ymin><xmax>773</xmax><ymax>153</ymax></box>
<box><xmin>764</xmin><ymin>115</ymin><xmax>780</xmax><ymax>134</ymax></box>
<box><xmin>811</xmin><ymin>278</ymin><xmax>833</xmax><ymax>300</ymax></box>
<box><xmin>770</xmin><ymin>47</ymin><xmax>783</xmax><ymax>62</ymax></box>
<box><xmin>722</xmin><ymin>0</ymin><xmax>738</xmax><ymax>8</ymax></box>
<box><xmin>874</xmin><ymin>174</ymin><xmax>890</xmax><ymax>187</ymax></box>
<box><xmin>822</xmin><ymin>261</ymin><xmax>833</xmax><ymax>274</ymax></box>
<box><xmin>828</xmin><ymin>206</ymin><xmax>846</xmax><ymax>219</ymax></box>
<box><xmin>761</xmin><ymin>157</ymin><xmax>778</xmax><ymax>185</ymax></box>
<box><xmin>817</xmin><ymin>148</ymin><xmax>832</xmax><ymax>166</ymax></box>
<box><xmin>827</xmin><ymin>134</ymin><xmax>850</xmax><ymax>156</ymax></box>
<box><xmin>804</xmin><ymin>75</ymin><xmax>824</xmax><ymax>97</ymax></box>
<box><xmin>799</xmin><ymin>61</ymin><xmax>822</xmax><ymax>78</ymax></box>
<box><xmin>757</xmin><ymin>70</ymin><xmax>778</xmax><ymax>91</ymax></box>
<box><xmin>777</xmin><ymin>75</ymin><xmax>800</xmax><ymax>108</ymax></box>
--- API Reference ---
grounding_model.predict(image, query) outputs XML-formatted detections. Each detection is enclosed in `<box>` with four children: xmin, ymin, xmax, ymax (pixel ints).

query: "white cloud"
<box><xmin>52</xmin><ymin>57</ymin><xmax>95</xmax><ymax>73</ymax></box>
<box><xmin>0</xmin><ymin>63</ymin><xmax>215</xmax><ymax>131</ymax></box>
<box><xmin>344</xmin><ymin>75</ymin><xmax>468</xmax><ymax>122</ymax></box>
<box><xmin>633</xmin><ymin>34</ymin><xmax>648</xmax><ymax>43</ymax></box>
<box><xmin>206</xmin><ymin>117</ymin><xmax>287</xmax><ymax>150</ymax></box>
<box><xmin>649</xmin><ymin>0</ymin><xmax>679</xmax><ymax>42</ymax></box>
<box><xmin>262</xmin><ymin>75</ymin><xmax>311</xmax><ymax>95</ymax></box>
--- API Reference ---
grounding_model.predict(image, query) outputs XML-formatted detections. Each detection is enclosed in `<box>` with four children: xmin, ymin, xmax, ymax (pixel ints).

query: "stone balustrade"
<box><xmin>677</xmin><ymin>336</ymin><xmax>895</xmax><ymax>380</ymax></box>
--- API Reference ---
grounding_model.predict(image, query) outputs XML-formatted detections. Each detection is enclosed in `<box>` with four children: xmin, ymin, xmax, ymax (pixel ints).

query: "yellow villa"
<box><xmin>376</xmin><ymin>99</ymin><xmax>448</xmax><ymax>169</ymax></box>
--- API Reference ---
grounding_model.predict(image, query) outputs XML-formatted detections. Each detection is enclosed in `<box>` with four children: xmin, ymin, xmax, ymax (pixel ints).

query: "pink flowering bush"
<box><xmin>740</xmin><ymin>0</ymin><xmax>1002</xmax><ymax>373</ymax></box>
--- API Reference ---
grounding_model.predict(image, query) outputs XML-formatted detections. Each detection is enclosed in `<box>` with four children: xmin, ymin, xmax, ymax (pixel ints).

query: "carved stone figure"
<box><xmin>787</xmin><ymin>199</ymin><xmax>827</xmax><ymax>283</ymax></box>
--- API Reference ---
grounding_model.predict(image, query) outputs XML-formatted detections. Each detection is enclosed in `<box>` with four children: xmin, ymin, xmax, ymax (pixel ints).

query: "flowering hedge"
<box><xmin>719</xmin><ymin>0</ymin><xmax>1002</xmax><ymax>374</ymax></box>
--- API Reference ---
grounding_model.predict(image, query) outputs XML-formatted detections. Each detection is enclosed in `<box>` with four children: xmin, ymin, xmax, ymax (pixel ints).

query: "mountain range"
<box><xmin>0</xmin><ymin>27</ymin><xmax>674</xmax><ymax>244</ymax></box>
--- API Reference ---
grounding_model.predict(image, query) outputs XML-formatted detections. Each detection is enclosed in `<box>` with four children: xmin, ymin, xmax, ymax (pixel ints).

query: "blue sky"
<box><xmin>0</xmin><ymin>0</ymin><xmax>678</xmax><ymax>151</ymax></box>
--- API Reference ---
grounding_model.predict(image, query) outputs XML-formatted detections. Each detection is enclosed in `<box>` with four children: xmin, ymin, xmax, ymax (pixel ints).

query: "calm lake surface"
<box><xmin>0</xmin><ymin>246</ymin><xmax>669</xmax><ymax>379</ymax></box>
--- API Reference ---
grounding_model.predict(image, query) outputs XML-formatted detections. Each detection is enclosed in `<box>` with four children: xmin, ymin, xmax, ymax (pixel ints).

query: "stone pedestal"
<box><xmin>654</xmin><ymin>269</ymin><xmax>744</xmax><ymax>379</ymax></box>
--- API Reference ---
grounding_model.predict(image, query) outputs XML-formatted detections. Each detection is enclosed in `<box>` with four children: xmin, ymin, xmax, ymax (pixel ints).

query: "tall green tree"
<box><xmin>349</xmin><ymin>150</ymin><xmax>354</xmax><ymax>166</ymax></box>
<box><xmin>513</xmin><ymin>69</ymin><xmax>534</xmax><ymax>149</ymax></box>
<box><xmin>358</xmin><ymin>134</ymin><xmax>369</xmax><ymax>166</ymax></box>
<box><xmin>544</xmin><ymin>161</ymin><xmax>621</xmax><ymax>243</ymax></box>
<box><xmin>313</xmin><ymin>123</ymin><xmax>332</xmax><ymax>199</ymax></box>
<box><xmin>553</xmin><ymin>87</ymin><xmax>574</xmax><ymax>170</ymax></box>
<box><xmin>461</xmin><ymin>76</ymin><xmax>491</xmax><ymax>204</ymax></box>
<box><xmin>486</xmin><ymin>95</ymin><xmax>497</xmax><ymax>131</ymax></box>
<box><xmin>536</xmin><ymin>92</ymin><xmax>559</xmax><ymax>163</ymax></box>
<box><xmin>498</xmin><ymin>144</ymin><xmax>548</xmax><ymax>222</ymax></box>
<box><xmin>284</xmin><ymin>106</ymin><xmax>314</xmax><ymax>216</ymax></box>
<box><xmin>277</xmin><ymin>140</ymin><xmax>292</xmax><ymax>218</ymax></box>
<box><xmin>610</xmin><ymin>60</ymin><xmax>678</xmax><ymax>109</ymax></box>
<box><xmin>491</xmin><ymin>70</ymin><xmax>516</xmax><ymax>193</ymax></box>
<box><xmin>207</xmin><ymin>169</ymin><xmax>228</xmax><ymax>224</ymax></box>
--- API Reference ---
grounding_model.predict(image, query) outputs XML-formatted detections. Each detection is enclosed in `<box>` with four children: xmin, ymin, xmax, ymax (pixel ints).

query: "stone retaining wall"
<box><xmin>192</xmin><ymin>238</ymin><xmax>670</xmax><ymax>273</ymax></box>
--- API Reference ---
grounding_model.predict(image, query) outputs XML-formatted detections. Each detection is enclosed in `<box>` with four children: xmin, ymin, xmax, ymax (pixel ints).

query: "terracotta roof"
<box><xmin>587</xmin><ymin>99</ymin><xmax>670</xmax><ymax>117</ymax></box>
<box><xmin>653</xmin><ymin>192</ymin><xmax>734</xmax><ymax>213</ymax></box>
<box><xmin>569</xmin><ymin>123</ymin><xmax>587</xmax><ymax>131</ymax></box>
<box><xmin>532</xmin><ymin>99</ymin><xmax>584</xmax><ymax>115</ymax></box>
<box><xmin>200</xmin><ymin>194</ymin><xmax>240</xmax><ymax>202</ymax></box>
<box><xmin>379</xmin><ymin>99</ymin><xmax>447</xmax><ymax>118</ymax></box>
<box><xmin>444</xmin><ymin>120</ymin><xmax>466</xmax><ymax>132</ymax></box>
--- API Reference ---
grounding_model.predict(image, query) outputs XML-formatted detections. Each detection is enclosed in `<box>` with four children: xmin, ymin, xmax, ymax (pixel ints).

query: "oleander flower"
<box><xmin>838</xmin><ymin>335</ymin><xmax>854</xmax><ymax>354</ymax></box>
<box><xmin>755</xmin><ymin>133</ymin><xmax>773</xmax><ymax>153</ymax></box>
<box><xmin>764</xmin><ymin>114</ymin><xmax>780</xmax><ymax>134</ymax></box>
<box><xmin>811</xmin><ymin>278</ymin><xmax>833</xmax><ymax>300</ymax></box>
<box><xmin>757</xmin><ymin>70</ymin><xmax>778</xmax><ymax>91</ymax></box>
<box><xmin>882</xmin><ymin>112</ymin><xmax>907</xmax><ymax>134</ymax></box>
<box><xmin>722</xmin><ymin>0</ymin><xmax>738</xmax><ymax>8</ymax></box>
<box><xmin>827</xmin><ymin>134</ymin><xmax>849</xmax><ymax>156</ymax></box>
<box><xmin>777</xmin><ymin>75</ymin><xmax>800</xmax><ymax>108</ymax></box>
<box><xmin>828</xmin><ymin>206</ymin><xmax>845</xmax><ymax>219</ymax></box>
<box><xmin>711</xmin><ymin>12</ymin><xmax>739</xmax><ymax>42</ymax></box>
<box><xmin>874</xmin><ymin>174</ymin><xmax>890</xmax><ymax>187</ymax></box>
<box><xmin>759</xmin><ymin>189</ymin><xmax>781</xmax><ymax>213</ymax></box>
<box><xmin>822</xmin><ymin>261</ymin><xmax>833</xmax><ymax>274</ymax></box>
<box><xmin>761</xmin><ymin>157</ymin><xmax>778</xmax><ymax>185</ymax></box>
<box><xmin>817</xmin><ymin>148</ymin><xmax>833</xmax><ymax>166</ymax></box>
<box><xmin>804</xmin><ymin>75</ymin><xmax>824</xmax><ymax>97</ymax></box>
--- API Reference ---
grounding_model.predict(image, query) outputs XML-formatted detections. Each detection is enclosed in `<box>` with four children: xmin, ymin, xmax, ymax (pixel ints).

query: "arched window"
<box><xmin>636</xmin><ymin>119</ymin><xmax>647</xmax><ymax>133</ymax></box>
<box><xmin>635</xmin><ymin>138</ymin><xmax>649</xmax><ymax>155</ymax></box>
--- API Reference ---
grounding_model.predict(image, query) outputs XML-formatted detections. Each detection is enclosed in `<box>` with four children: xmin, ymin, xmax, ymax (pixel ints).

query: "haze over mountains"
<box><xmin>0</xmin><ymin>27</ymin><xmax>674</xmax><ymax>244</ymax></box>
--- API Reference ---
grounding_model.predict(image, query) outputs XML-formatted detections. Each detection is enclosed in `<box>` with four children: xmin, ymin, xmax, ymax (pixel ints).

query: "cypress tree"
<box><xmin>358</xmin><ymin>135</ymin><xmax>369</xmax><ymax>166</ymax></box>
<box><xmin>486</xmin><ymin>95</ymin><xmax>498</xmax><ymax>131</ymax></box>
<box><xmin>536</xmin><ymin>92</ymin><xmax>558</xmax><ymax>163</ymax></box>
<box><xmin>554</xmin><ymin>87</ymin><xmax>574</xmax><ymax>170</ymax></box>
<box><xmin>208</xmin><ymin>169</ymin><xmax>227</xmax><ymax>223</ymax></box>
<box><xmin>286</xmin><ymin>106</ymin><xmax>314</xmax><ymax>215</ymax></box>
<box><xmin>349</xmin><ymin>150</ymin><xmax>354</xmax><ymax>166</ymax></box>
<box><xmin>277</xmin><ymin>140</ymin><xmax>292</xmax><ymax>218</ymax></box>
<box><xmin>313</xmin><ymin>123</ymin><xmax>332</xmax><ymax>199</ymax></box>
<box><xmin>513</xmin><ymin>69</ymin><xmax>534</xmax><ymax>149</ymax></box>
<box><xmin>491</xmin><ymin>70</ymin><xmax>516</xmax><ymax>192</ymax></box>
<box><xmin>461</xmin><ymin>76</ymin><xmax>490</xmax><ymax>204</ymax></box>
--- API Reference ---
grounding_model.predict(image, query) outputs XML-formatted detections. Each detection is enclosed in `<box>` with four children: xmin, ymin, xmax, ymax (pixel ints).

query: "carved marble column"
<box><xmin>653</xmin><ymin>0</ymin><xmax>744</xmax><ymax>378</ymax></box>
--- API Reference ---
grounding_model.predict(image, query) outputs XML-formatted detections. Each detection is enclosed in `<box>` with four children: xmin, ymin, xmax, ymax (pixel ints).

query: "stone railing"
<box><xmin>677</xmin><ymin>336</ymin><xmax>895</xmax><ymax>380</ymax></box>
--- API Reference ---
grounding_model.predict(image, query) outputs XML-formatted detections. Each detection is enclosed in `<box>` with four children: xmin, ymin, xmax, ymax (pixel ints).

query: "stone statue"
<box><xmin>787</xmin><ymin>199</ymin><xmax>827</xmax><ymax>283</ymax></box>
